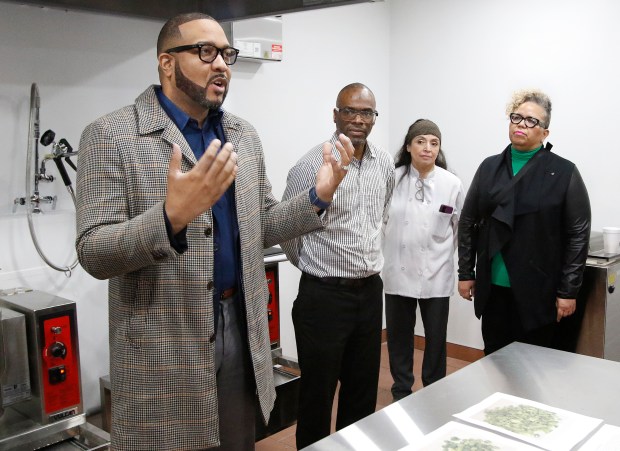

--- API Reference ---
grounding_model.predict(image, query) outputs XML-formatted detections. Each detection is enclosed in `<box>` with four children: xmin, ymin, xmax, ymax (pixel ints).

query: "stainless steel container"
<box><xmin>561</xmin><ymin>231</ymin><xmax>620</xmax><ymax>361</ymax></box>
<box><xmin>575</xmin><ymin>253</ymin><xmax>620</xmax><ymax>360</ymax></box>
<box><xmin>0</xmin><ymin>307</ymin><xmax>31</xmax><ymax>411</ymax></box>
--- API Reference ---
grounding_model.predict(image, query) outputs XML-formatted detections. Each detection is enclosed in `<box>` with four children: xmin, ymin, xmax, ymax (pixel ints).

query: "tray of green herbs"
<box><xmin>442</xmin><ymin>436</ymin><xmax>500</xmax><ymax>450</ymax></box>
<box><xmin>483</xmin><ymin>404</ymin><xmax>559</xmax><ymax>437</ymax></box>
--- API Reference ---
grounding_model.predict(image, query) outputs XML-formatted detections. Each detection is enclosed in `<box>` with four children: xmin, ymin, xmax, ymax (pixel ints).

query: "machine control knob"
<box><xmin>51</xmin><ymin>326</ymin><xmax>62</xmax><ymax>334</ymax></box>
<box><xmin>49</xmin><ymin>341</ymin><xmax>67</xmax><ymax>359</ymax></box>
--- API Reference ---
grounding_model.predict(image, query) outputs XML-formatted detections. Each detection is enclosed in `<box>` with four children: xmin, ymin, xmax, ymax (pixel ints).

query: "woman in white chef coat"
<box><xmin>382</xmin><ymin>119</ymin><xmax>464</xmax><ymax>401</ymax></box>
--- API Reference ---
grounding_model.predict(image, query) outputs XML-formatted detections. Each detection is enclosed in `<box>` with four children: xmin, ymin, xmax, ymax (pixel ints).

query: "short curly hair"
<box><xmin>506</xmin><ymin>89</ymin><xmax>552</xmax><ymax>129</ymax></box>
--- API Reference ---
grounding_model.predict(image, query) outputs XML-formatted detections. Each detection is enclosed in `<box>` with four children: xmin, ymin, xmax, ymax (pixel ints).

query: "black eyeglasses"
<box><xmin>335</xmin><ymin>108</ymin><xmax>379</xmax><ymax>123</ymax></box>
<box><xmin>165</xmin><ymin>43</ymin><xmax>240</xmax><ymax>66</ymax></box>
<box><xmin>509</xmin><ymin>113</ymin><xmax>545</xmax><ymax>129</ymax></box>
<box><xmin>415</xmin><ymin>178</ymin><xmax>425</xmax><ymax>202</ymax></box>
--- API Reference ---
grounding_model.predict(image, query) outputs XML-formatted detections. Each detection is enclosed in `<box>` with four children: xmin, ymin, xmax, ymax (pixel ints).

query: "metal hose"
<box><xmin>25</xmin><ymin>83</ymin><xmax>78</xmax><ymax>276</ymax></box>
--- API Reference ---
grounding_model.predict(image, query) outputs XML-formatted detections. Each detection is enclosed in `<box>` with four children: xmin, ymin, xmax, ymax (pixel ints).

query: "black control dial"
<box><xmin>49</xmin><ymin>342</ymin><xmax>67</xmax><ymax>359</ymax></box>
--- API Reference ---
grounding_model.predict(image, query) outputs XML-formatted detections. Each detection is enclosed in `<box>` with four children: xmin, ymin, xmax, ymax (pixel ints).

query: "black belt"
<box><xmin>220</xmin><ymin>287</ymin><xmax>237</xmax><ymax>299</ymax></box>
<box><xmin>302</xmin><ymin>272</ymin><xmax>379</xmax><ymax>288</ymax></box>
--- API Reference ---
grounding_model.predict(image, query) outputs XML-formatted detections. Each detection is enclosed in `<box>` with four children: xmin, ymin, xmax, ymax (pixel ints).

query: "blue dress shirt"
<box><xmin>156</xmin><ymin>87</ymin><xmax>241</xmax><ymax>326</ymax></box>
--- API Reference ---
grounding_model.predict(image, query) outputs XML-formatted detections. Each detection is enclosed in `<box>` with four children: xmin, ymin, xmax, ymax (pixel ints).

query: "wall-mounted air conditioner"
<box><xmin>222</xmin><ymin>16</ymin><xmax>283</xmax><ymax>63</ymax></box>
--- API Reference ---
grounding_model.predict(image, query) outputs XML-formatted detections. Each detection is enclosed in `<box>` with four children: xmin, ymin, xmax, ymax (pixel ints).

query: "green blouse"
<box><xmin>490</xmin><ymin>145</ymin><xmax>542</xmax><ymax>287</ymax></box>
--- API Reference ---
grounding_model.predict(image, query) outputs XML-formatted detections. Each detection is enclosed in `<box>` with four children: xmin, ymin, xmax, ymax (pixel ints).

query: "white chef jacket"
<box><xmin>382</xmin><ymin>164</ymin><xmax>464</xmax><ymax>298</ymax></box>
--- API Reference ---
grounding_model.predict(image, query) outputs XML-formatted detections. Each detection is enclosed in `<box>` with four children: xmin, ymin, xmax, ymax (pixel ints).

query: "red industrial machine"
<box><xmin>0</xmin><ymin>288</ymin><xmax>110</xmax><ymax>450</ymax></box>
<box><xmin>257</xmin><ymin>247</ymin><xmax>298</xmax><ymax>441</ymax></box>
<box><xmin>266</xmin><ymin>264</ymin><xmax>280</xmax><ymax>348</ymax></box>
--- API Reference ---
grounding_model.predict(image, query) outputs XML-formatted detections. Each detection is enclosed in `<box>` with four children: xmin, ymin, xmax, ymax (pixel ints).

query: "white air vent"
<box><xmin>222</xmin><ymin>16</ymin><xmax>283</xmax><ymax>63</ymax></box>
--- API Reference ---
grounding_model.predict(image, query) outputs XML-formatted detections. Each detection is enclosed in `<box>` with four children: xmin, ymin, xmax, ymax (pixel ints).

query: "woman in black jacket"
<box><xmin>457</xmin><ymin>89</ymin><xmax>591</xmax><ymax>355</ymax></box>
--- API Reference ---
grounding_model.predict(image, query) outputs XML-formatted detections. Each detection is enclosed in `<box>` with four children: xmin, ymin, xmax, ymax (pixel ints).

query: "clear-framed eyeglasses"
<box><xmin>509</xmin><ymin>113</ymin><xmax>545</xmax><ymax>129</ymax></box>
<box><xmin>335</xmin><ymin>107</ymin><xmax>379</xmax><ymax>123</ymax></box>
<box><xmin>415</xmin><ymin>178</ymin><xmax>425</xmax><ymax>202</ymax></box>
<box><xmin>165</xmin><ymin>43</ymin><xmax>240</xmax><ymax>66</ymax></box>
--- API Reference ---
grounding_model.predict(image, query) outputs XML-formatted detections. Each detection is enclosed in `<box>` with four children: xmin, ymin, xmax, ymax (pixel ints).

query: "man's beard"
<box><xmin>175</xmin><ymin>63</ymin><xmax>227</xmax><ymax>110</ymax></box>
<box><xmin>344</xmin><ymin>133</ymin><xmax>367</xmax><ymax>150</ymax></box>
<box><xmin>348</xmin><ymin>136</ymin><xmax>367</xmax><ymax>148</ymax></box>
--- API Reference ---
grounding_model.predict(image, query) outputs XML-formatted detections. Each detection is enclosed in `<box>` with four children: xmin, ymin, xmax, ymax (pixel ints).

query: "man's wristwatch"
<box><xmin>309</xmin><ymin>186</ymin><xmax>331</xmax><ymax>210</ymax></box>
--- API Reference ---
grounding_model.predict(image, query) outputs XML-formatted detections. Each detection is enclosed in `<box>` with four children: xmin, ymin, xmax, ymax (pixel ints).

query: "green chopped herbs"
<box><xmin>442</xmin><ymin>436</ymin><xmax>499</xmax><ymax>450</ymax></box>
<box><xmin>483</xmin><ymin>404</ymin><xmax>559</xmax><ymax>437</ymax></box>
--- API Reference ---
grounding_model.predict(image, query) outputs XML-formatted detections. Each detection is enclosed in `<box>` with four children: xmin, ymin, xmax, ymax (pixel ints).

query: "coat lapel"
<box><xmin>135</xmin><ymin>85</ymin><xmax>197</xmax><ymax>166</ymax></box>
<box><xmin>487</xmin><ymin>143</ymin><xmax>550</xmax><ymax>257</ymax></box>
<box><xmin>221</xmin><ymin>111</ymin><xmax>247</xmax><ymax>216</ymax></box>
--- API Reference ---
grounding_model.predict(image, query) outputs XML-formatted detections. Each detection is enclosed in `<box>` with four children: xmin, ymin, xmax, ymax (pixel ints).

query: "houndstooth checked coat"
<box><xmin>76</xmin><ymin>85</ymin><xmax>323</xmax><ymax>450</ymax></box>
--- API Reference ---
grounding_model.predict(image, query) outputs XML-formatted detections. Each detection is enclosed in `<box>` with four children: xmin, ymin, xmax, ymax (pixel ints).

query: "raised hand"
<box><xmin>315</xmin><ymin>133</ymin><xmax>355</xmax><ymax>202</ymax></box>
<box><xmin>165</xmin><ymin>140</ymin><xmax>238</xmax><ymax>234</ymax></box>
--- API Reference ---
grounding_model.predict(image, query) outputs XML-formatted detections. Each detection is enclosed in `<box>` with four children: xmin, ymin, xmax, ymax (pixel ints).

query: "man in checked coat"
<box><xmin>76</xmin><ymin>12</ymin><xmax>353</xmax><ymax>451</ymax></box>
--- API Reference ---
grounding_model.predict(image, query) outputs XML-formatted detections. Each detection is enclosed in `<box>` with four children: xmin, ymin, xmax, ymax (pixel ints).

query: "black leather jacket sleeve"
<box><xmin>458</xmin><ymin>166</ymin><xmax>481</xmax><ymax>281</ymax></box>
<box><xmin>557</xmin><ymin>166</ymin><xmax>591</xmax><ymax>299</ymax></box>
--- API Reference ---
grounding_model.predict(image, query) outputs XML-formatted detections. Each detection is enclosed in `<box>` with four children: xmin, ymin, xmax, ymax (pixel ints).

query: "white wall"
<box><xmin>2</xmin><ymin>0</ymin><xmax>619</xmax><ymax>413</ymax></box>
<box><xmin>231</xmin><ymin>3</ymin><xmax>392</xmax><ymax>360</ymax></box>
<box><xmin>0</xmin><ymin>2</ymin><xmax>163</xmax><ymax>414</ymax></box>
<box><xmin>0</xmin><ymin>1</ymin><xmax>390</xmax><ymax>412</ymax></box>
<box><xmin>389</xmin><ymin>0</ymin><xmax>620</xmax><ymax>228</ymax></box>
<box><xmin>389</xmin><ymin>0</ymin><xmax>620</xmax><ymax>348</ymax></box>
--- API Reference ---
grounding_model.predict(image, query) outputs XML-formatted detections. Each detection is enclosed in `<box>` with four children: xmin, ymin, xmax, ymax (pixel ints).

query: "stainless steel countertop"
<box><xmin>304</xmin><ymin>342</ymin><xmax>620</xmax><ymax>450</ymax></box>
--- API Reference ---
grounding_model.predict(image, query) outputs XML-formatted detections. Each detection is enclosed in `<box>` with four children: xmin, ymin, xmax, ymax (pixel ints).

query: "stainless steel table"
<box><xmin>304</xmin><ymin>342</ymin><xmax>620</xmax><ymax>450</ymax></box>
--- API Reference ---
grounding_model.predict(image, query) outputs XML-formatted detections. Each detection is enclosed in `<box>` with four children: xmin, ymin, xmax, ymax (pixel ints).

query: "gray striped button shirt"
<box><xmin>281</xmin><ymin>132</ymin><xmax>395</xmax><ymax>278</ymax></box>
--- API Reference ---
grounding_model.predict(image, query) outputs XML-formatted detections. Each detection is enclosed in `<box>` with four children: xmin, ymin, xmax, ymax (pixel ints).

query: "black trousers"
<box><xmin>385</xmin><ymin>294</ymin><xmax>449</xmax><ymax>400</ymax></box>
<box><xmin>481</xmin><ymin>284</ymin><xmax>556</xmax><ymax>355</ymax></box>
<box><xmin>292</xmin><ymin>273</ymin><xmax>383</xmax><ymax>450</ymax></box>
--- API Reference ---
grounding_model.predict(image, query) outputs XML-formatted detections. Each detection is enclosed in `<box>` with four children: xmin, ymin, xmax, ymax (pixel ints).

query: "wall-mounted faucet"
<box><xmin>12</xmin><ymin>83</ymin><xmax>79</xmax><ymax>275</ymax></box>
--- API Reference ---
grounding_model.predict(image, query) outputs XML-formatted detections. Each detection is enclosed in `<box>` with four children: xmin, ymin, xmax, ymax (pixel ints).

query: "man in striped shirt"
<box><xmin>281</xmin><ymin>82</ymin><xmax>395</xmax><ymax>449</ymax></box>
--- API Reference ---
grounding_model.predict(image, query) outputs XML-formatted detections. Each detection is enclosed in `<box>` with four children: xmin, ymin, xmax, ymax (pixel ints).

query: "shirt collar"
<box><xmin>155</xmin><ymin>86</ymin><xmax>224</xmax><ymax>131</ymax></box>
<box><xmin>408</xmin><ymin>164</ymin><xmax>435</xmax><ymax>179</ymax></box>
<box><xmin>510</xmin><ymin>144</ymin><xmax>542</xmax><ymax>158</ymax></box>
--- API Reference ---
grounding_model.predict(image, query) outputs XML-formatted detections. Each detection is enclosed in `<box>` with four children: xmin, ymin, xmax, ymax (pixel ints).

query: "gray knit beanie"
<box><xmin>409</xmin><ymin>119</ymin><xmax>441</xmax><ymax>142</ymax></box>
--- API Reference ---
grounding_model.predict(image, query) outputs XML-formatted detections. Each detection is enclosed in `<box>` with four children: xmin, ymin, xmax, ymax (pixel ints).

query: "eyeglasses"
<box><xmin>509</xmin><ymin>113</ymin><xmax>545</xmax><ymax>129</ymax></box>
<box><xmin>165</xmin><ymin>43</ymin><xmax>240</xmax><ymax>66</ymax></box>
<box><xmin>335</xmin><ymin>108</ymin><xmax>379</xmax><ymax>123</ymax></box>
<box><xmin>415</xmin><ymin>178</ymin><xmax>425</xmax><ymax>202</ymax></box>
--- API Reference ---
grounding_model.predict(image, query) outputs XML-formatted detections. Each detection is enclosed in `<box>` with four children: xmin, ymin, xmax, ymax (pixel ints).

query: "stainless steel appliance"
<box><xmin>573</xmin><ymin>232</ymin><xmax>620</xmax><ymax>361</ymax></box>
<box><xmin>0</xmin><ymin>288</ymin><xmax>109</xmax><ymax>450</ymax></box>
